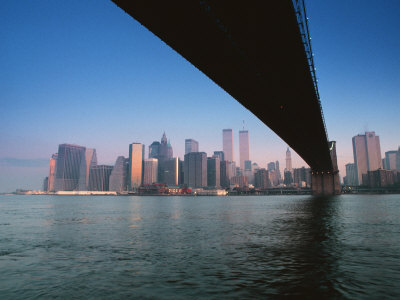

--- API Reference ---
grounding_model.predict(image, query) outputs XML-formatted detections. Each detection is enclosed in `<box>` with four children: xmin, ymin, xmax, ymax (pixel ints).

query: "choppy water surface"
<box><xmin>1</xmin><ymin>195</ymin><xmax>399</xmax><ymax>299</ymax></box>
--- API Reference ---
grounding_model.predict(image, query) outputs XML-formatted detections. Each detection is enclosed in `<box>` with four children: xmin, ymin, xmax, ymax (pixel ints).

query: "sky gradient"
<box><xmin>1</xmin><ymin>1</ymin><xmax>399</xmax><ymax>192</ymax></box>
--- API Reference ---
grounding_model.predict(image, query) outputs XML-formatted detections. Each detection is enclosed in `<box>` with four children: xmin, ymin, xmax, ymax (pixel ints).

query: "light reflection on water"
<box><xmin>0</xmin><ymin>194</ymin><xmax>399</xmax><ymax>299</ymax></box>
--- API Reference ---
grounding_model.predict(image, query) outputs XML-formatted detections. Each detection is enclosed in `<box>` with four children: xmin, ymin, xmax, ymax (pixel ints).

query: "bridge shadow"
<box><xmin>232</xmin><ymin>195</ymin><xmax>347</xmax><ymax>298</ymax></box>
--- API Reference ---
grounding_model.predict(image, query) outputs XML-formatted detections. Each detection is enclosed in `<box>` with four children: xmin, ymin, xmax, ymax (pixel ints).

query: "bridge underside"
<box><xmin>112</xmin><ymin>1</ymin><xmax>334</xmax><ymax>173</ymax></box>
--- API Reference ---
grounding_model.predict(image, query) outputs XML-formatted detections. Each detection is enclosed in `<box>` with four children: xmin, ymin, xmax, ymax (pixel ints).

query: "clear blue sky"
<box><xmin>1</xmin><ymin>1</ymin><xmax>399</xmax><ymax>192</ymax></box>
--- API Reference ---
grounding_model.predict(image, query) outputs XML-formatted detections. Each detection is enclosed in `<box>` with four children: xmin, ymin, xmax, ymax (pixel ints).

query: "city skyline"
<box><xmin>1</xmin><ymin>1</ymin><xmax>400</xmax><ymax>192</ymax></box>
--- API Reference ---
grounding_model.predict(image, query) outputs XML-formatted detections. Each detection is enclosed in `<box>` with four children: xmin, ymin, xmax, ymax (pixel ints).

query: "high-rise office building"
<box><xmin>239</xmin><ymin>130</ymin><xmax>249</xmax><ymax>171</ymax></box>
<box><xmin>244</xmin><ymin>160</ymin><xmax>253</xmax><ymax>184</ymax></box>
<box><xmin>149</xmin><ymin>141</ymin><xmax>160</xmax><ymax>159</ymax></box>
<box><xmin>220</xmin><ymin>160</ymin><xmax>231</xmax><ymax>188</ymax></box>
<box><xmin>385</xmin><ymin>151</ymin><xmax>398</xmax><ymax>170</ymax></box>
<box><xmin>88</xmin><ymin>165</ymin><xmax>113</xmax><ymax>191</ymax></box>
<box><xmin>143</xmin><ymin>158</ymin><xmax>158</xmax><ymax>185</ymax></box>
<box><xmin>54</xmin><ymin>144</ymin><xmax>86</xmax><ymax>191</ymax></box>
<box><xmin>207</xmin><ymin>156</ymin><xmax>220</xmax><ymax>188</ymax></box>
<box><xmin>43</xmin><ymin>177</ymin><xmax>48</xmax><ymax>192</ymax></box>
<box><xmin>293</xmin><ymin>167</ymin><xmax>311</xmax><ymax>187</ymax></box>
<box><xmin>254</xmin><ymin>169</ymin><xmax>270</xmax><ymax>189</ymax></box>
<box><xmin>345</xmin><ymin>163</ymin><xmax>357</xmax><ymax>186</ymax></box>
<box><xmin>47</xmin><ymin>153</ymin><xmax>58</xmax><ymax>192</ymax></box>
<box><xmin>267</xmin><ymin>162</ymin><xmax>275</xmax><ymax>171</ymax></box>
<box><xmin>275</xmin><ymin>160</ymin><xmax>282</xmax><ymax>183</ymax></box>
<box><xmin>285</xmin><ymin>148</ymin><xmax>292</xmax><ymax>172</ymax></box>
<box><xmin>213</xmin><ymin>151</ymin><xmax>224</xmax><ymax>162</ymax></box>
<box><xmin>184</xmin><ymin>152</ymin><xmax>207</xmax><ymax>188</ymax></box>
<box><xmin>223</xmin><ymin>129</ymin><xmax>234</xmax><ymax>162</ymax></box>
<box><xmin>109</xmin><ymin>156</ymin><xmax>129</xmax><ymax>192</ymax></box>
<box><xmin>129</xmin><ymin>143</ymin><xmax>144</xmax><ymax>190</ymax></box>
<box><xmin>185</xmin><ymin>139</ymin><xmax>199</xmax><ymax>154</ymax></box>
<box><xmin>352</xmin><ymin>132</ymin><xmax>382</xmax><ymax>185</ymax></box>
<box><xmin>78</xmin><ymin>148</ymin><xmax>97</xmax><ymax>190</ymax></box>
<box><xmin>163</xmin><ymin>157</ymin><xmax>180</xmax><ymax>186</ymax></box>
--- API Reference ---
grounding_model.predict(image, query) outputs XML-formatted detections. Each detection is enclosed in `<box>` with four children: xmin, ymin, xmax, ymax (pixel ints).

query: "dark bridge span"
<box><xmin>112</xmin><ymin>0</ymin><xmax>340</xmax><ymax>193</ymax></box>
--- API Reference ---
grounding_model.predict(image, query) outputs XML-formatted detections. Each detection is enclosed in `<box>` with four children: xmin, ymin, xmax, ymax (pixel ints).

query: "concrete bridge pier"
<box><xmin>311</xmin><ymin>171</ymin><xmax>341</xmax><ymax>195</ymax></box>
<box><xmin>311</xmin><ymin>141</ymin><xmax>341</xmax><ymax>195</ymax></box>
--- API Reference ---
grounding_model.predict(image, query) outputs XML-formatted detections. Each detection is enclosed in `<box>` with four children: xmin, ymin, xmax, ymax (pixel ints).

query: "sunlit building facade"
<box><xmin>47</xmin><ymin>153</ymin><xmax>58</xmax><ymax>192</ymax></box>
<box><xmin>129</xmin><ymin>143</ymin><xmax>144</xmax><ymax>190</ymax></box>
<box><xmin>143</xmin><ymin>158</ymin><xmax>158</xmax><ymax>185</ymax></box>
<box><xmin>352</xmin><ymin>132</ymin><xmax>382</xmax><ymax>185</ymax></box>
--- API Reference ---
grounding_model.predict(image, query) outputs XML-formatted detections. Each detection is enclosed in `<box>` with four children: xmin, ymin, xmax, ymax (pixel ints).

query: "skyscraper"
<box><xmin>207</xmin><ymin>156</ymin><xmax>220</xmax><ymax>188</ymax></box>
<box><xmin>184</xmin><ymin>152</ymin><xmax>207</xmax><ymax>188</ymax></box>
<box><xmin>47</xmin><ymin>153</ymin><xmax>58</xmax><ymax>192</ymax></box>
<box><xmin>345</xmin><ymin>163</ymin><xmax>357</xmax><ymax>186</ymax></box>
<box><xmin>267</xmin><ymin>162</ymin><xmax>276</xmax><ymax>171</ymax></box>
<box><xmin>54</xmin><ymin>144</ymin><xmax>86</xmax><ymax>191</ymax></box>
<box><xmin>239</xmin><ymin>130</ymin><xmax>249</xmax><ymax>170</ymax></box>
<box><xmin>88</xmin><ymin>165</ymin><xmax>113</xmax><ymax>191</ymax></box>
<box><xmin>149</xmin><ymin>141</ymin><xmax>160</xmax><ymax>159</ymax></box>
<box><xmin>275</xmin><ymin>160</ymin><xmax>282</xmax><ymax>183</ymax></box>
<box><xmin>223</xmin><ymin>129</ymin><xmax>233</xmax><ymax>162</ymax></box>
<box><xmin>285</xmin><ymin>148</ymin><xmax>292</xmax><ymax>172</ymax></box>
<box><xmin>213</xmin><ymin>151</ymin><xmax>224</xmax><ymax>162</ymax></box>
<box><xmin>352</xmin><ymin>132</ymin><xmax>382</xmax><ymax>185</ymax></box>
<box><xmin>385</xmin><ymin>150</ymin><xmax>398</xmax><ymax>170</ymax></box>
<box><xmin>185</xmin><ymin>139</ymin><xmax>199</xmax><ymax>154</ymax></box>
<box><xmin>163</xmin><ymin>157</ymin><xmax>180</xmax><ymax>186</ymax></box>
<box><xmin>109</xmin><ymin>156</ymin><xmax>129</xmax><ymax>192</ymax></box>
<box><xmin>129</xmin><ymin>143</ymin><xmax>144</xmax><ymax>190</ymax></box>
<box><xmin>143</xmin><ymin>158</ymin><xmax>158</xmax><ymax>185</ymax></box>
<box><xmin>220</xmin><ymin>160</ymin><xmax>231</xmax><ymax>188</ymax></box>
<box><xmin>78</xmin><ymin>148</ymin><xmax>97</xmax><ymax>190</ymax></box>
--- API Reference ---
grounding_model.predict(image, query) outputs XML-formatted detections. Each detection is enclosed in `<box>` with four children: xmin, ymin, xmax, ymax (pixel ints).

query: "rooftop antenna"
<box><xmin>242</xmin><ymin>120</ymin><xmax>245</xmax><ymax>131</ymax></box>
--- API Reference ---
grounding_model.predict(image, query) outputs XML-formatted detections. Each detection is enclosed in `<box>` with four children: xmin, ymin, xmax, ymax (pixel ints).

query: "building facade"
<box><xmin>54</xmin><ymin>144</ymin><xmax>86</xmax><ymax>191</ymax></box>
<box><xmin>143</xmin><ymin>158</ymin><xmax>158</xmax><ymax>185</ymax></box>
<box><xmin>129</xmin><ymin>143</ymin><xmax>144</xmax><ymax>190</ymax></box>
<box><xmin>352</xmin><ymin>132</ymin><xmax>382</xmax><ymax>185</ymax></box>
<box><xmin>88</xmin><ymin>165</ymin><xmax>113</xmax><ymax>191</ymax></box>
<box><xmin>185</xmin><ymin>139</ymin><xmax>199</xmax><ymax>154</ymax></box>
<box><xmin>223</xmin><ymin>129</ymin><xmax>234</xmax><ymax>162</ymax></box>
<box><xmin>184</xmin><ymin>152</ymin><xmax>207</xmax><ymax>188</ymax></box>
<box><xmin>207</xmin><ymin>156</ymin><xmax>220</xmax><ymax>188</ymax></box>
<box><xmin>47</xmin><ymin>153</ymin><xmax>58</xmax><ymax>192</ymax></box>
<box><xmin>78</xmin><ymin>148</ymin><xmax>97</xmax><ymax>191</ymax></box>
<box><xmin>109</xmin><ymin>156</ymin><xmax>129</xmax><ymax>192</ymax></box>
<box><xmin>239</xmin><ymin>130</ymin><xmax>249</xmax><ymax>171</ymax></box>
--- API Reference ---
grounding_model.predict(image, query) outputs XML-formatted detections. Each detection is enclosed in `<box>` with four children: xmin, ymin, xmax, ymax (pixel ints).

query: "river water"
<box><xmin>0</xmin><ymin>194</ymin><xmax>399</xmax><ymax>299</ymax></box>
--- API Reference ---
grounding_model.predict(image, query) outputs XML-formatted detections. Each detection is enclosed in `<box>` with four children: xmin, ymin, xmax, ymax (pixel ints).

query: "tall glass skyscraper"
<box><xmin>223</xmin><ymin>129</ymin><xmax>233</xmax><ymax>162</ymax></box>
<box><xmin>143</xmin><ymin>158</ymin><xmax>158</xmax><ymax>185</ymax></box>
<box><xmin>78</xmin><ymin>148</ymin><xmax>97</xmax><ymax>190</ymax></box>
<box><xmin>109</xmin><ymin>156</ymin><xmax>129</xmax><ymax>192</ymax></box>
<box><xmin>185</xmin><ymin>139</ymin><xmax>199</xmax><ymax>154</ymax></box>
<box><xmin>129</xmin><ymin>143</ymin><xmax>144</xmax><ymax>190</ymax></box>
<box><xmin>88</xmin><ymin>165</ymin><xmax>113</xmax><ymax>191</ymax></box>
<box><xmin>239</xmin><ymin>130</ymin><xmax>249</xmax><ymax>171</ymax></box>
<box><xmin>207</xmin><ymin>156</ymin><xmax>220</xmax><ymax>188</ymax></box>
<box><xmin>352</xmin><ymin>131</ymin><xmax>382</xmax><ymax>185</ymax></box>
<box><xmin>54</xmin><ymin>144</ymin><xmax>86</xmax><ymax>191</ymax></box>
<box><xmin>184</xmin><ymin>152</ymin><xmax>207</xmax><ymax>188</ymax></box>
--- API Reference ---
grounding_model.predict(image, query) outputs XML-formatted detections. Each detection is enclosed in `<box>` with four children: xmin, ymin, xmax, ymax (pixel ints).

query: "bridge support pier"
<box><xmin>311</xmin><ymin>171</ymin><xmax>340</xmax><ymax>195</ymax></box>
<box><xmin>311</xmin><ymin>141</ymin><xmax>341</xmax><ymax>196</ymax></box>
